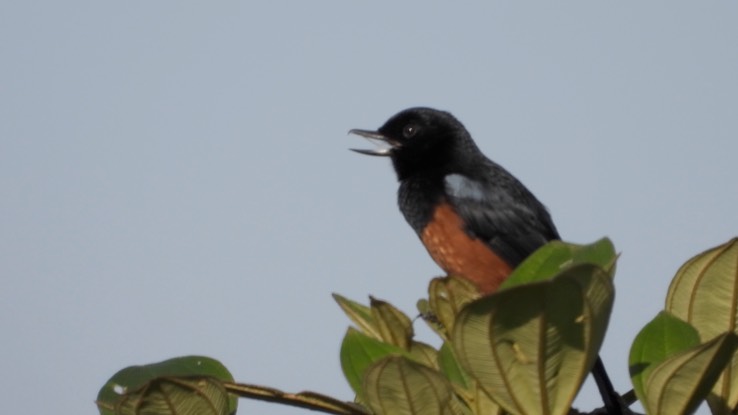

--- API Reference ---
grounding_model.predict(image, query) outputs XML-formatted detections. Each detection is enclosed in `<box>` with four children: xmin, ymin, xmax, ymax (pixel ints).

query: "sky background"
<box><xmin>2</xmin><ymin>2</ymin><xmax>737</xmax><ymax>414</ymax></box>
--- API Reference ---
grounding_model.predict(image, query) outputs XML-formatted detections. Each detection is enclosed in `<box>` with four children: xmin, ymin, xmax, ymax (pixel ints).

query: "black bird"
<box><xmin>350</xmin><ymin>107</ymin><xmax>623</xmax><ymax>414</ymax></box>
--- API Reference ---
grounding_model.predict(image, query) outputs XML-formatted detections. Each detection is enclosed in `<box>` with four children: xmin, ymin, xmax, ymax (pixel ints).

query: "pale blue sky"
<box><xmin>2</xmin><ymin>2</ymin><xmax>737</xmax><ymax>414</ymax></box>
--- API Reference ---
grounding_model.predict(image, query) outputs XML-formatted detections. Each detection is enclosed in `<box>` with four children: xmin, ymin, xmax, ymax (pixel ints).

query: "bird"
<box><xmin>349</xmin><ymin>107</ymin><xmax>623</xmax><ymax>414</ymax></box>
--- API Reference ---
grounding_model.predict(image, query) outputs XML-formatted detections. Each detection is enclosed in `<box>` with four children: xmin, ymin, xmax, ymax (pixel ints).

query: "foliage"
<box><xmin>96</xmin><ymin>356</ymin><xmax>237</xmax><ymax>415</ymax></box>
<box><xmin>97</xmin><ymin>238</ymin><xmax>738</xmax><ymax>415</ymax></box>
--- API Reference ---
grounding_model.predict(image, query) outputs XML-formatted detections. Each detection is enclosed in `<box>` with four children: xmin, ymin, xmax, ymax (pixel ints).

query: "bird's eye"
<box><xmin>403</xmin><ymin>124</ymin><xmax>418</xmax><ymax>138</ymax></box>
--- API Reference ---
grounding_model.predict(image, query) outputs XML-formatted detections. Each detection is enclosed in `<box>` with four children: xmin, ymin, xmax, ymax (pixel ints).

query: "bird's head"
<box><xmin>350</xmin><ymin>107</ymin><xmax>480</xmax><ymax>180</ymax></box>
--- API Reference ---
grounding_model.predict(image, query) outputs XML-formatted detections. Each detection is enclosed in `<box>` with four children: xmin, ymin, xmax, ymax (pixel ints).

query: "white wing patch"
<box><xmin>444</xmin><ymin>173</ymin><xmax>486</xmax><ymax>201</ymax></box>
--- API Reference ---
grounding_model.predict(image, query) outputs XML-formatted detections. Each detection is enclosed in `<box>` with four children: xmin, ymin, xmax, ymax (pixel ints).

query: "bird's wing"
<box><xmin>444</xmin><ymin>173</ymin><xmax>559</xmax><ymax>266</ymax></box>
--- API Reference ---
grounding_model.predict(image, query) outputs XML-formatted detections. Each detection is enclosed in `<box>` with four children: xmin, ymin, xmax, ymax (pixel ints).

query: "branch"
<box><xmin>223</xmin><ymin>382</ymin><xmax>370</xmax><ymax>415</ymax></box>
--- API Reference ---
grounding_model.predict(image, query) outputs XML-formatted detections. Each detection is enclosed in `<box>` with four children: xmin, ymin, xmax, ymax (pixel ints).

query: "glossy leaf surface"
<box><xmin>500</xmin><ymin>238</ymin><xmax>616</xmax><ymax>290</ymax></box>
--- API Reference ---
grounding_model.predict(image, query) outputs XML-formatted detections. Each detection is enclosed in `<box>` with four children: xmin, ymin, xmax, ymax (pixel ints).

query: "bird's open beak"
<box><xmin>348</xmin><ymin>129</ymin><xmax>399</xmax><ymax>156</ymax></box>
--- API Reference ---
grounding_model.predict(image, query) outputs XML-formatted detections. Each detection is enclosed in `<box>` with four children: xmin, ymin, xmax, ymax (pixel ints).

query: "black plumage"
<box><xmin>354</xmin><ymin>107</ymin><xmax>559</xmax><ymax>268</ymax></box>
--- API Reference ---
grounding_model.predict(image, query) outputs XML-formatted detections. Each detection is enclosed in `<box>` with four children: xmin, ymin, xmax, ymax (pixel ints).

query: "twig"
<box><xmin>223</xmin><ymin>382</ymin><xmax>369</xmax><ymax>415</ymax></box>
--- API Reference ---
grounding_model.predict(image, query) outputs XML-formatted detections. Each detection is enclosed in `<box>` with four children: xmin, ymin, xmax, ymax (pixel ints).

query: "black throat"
<box><xmin>397</xmin><ymin>176</ymin><xmax>446</xmax><ymax>237</ymax></box>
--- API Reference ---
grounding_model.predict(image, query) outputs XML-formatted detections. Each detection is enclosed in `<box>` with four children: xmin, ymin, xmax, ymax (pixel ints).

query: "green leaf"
<box><xmin>340</xmin><ymin>327</ymin><xmax>406</xmax><ymax>398</ymax></box>
<box><xmin>96</xmin><ymin>356</ymin><xmax>236</xmax><ymax>415</ymax></box>
<box><xmin>642</xmin><ymin>332</ymin><xmax>738</xmax><ymax>415</ymax></box>
<box><xmin>452</xmin><ymin>264</ymin><xmax>614</xmax><ymax>415</ymax></box>
<box><xmin>370</xmin><ymin>296</ymin><xmax>414</xmax><ymax>349</ymax></box>
<box><xmin>427</xmin><ymin>276</ymin><xmax>481</xmax><ymax>338</ymax></box>
<box><xmin>417</xmin><ymin>299</ymin><xmax>447</xmax><ymax>340</ymax></box>
<box><xmin>500</xmin><ymin>238</ymin><xmax>617</xmax><ymax>290</ymax></box>
<box><xmin>363</xmin><ymin>356</ymin><xmax>462</xmax><ymax>415</ymax></box>
<box><xmin>334</xmin><ymin>293</ymin><xmax>382</xmax><ymax>340</ymax></box>
<box><xmin>103</xmin><ymin>377</ymin><xmax>231</xmax><ymax>415</ymax></box>
<box><xmin>438</xmin><ymin>342</ymin><xmax>471</xmax><ymax>391</ymax></box>
<box><xmin>439</xmin><ymin>344</ymin><xmax>503</xmax><ymax>414</ymax></box>
<box><xmin>468</xmin><ymin>382</ymin><xmax>504</xmax><ymax>415</ymax></box>
<box><xmin>629</xmin><ymin>311</ymin><xmax>701</xmax><ymax>406</ymax></box>
<box><xmin>408</xmin><ymin>341</ymin><xmax>440</xmax><ymax>370</ymax></box>
<box><xmin>665</xmin><ymin>238</ymin><xmax>738</xmax><ymax>412</ymax></box>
